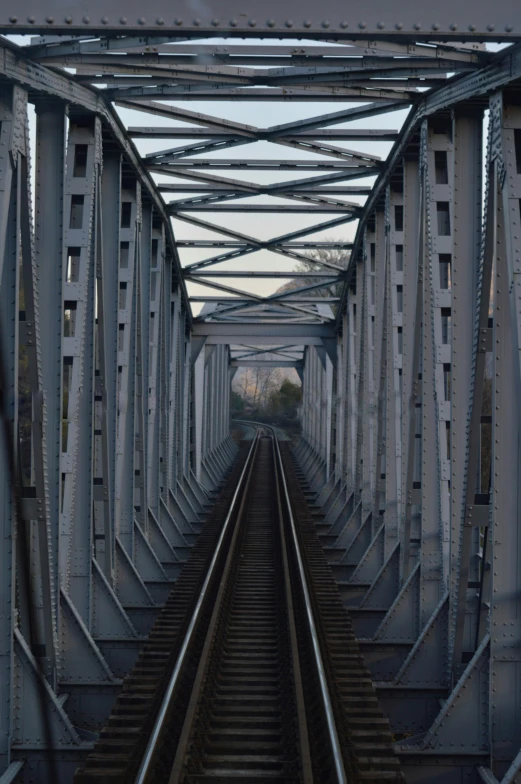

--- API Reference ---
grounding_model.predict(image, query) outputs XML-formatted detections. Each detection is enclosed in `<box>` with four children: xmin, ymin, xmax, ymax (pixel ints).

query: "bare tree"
<box><xmin>276</xmin><ymin>236</ymin><xmax>350</xmax><ymax>305</ymax></box>
<box><xmin>232</xmin><ymin>366</ymin><xmax>283</xmax><ymax>408</ymax></box>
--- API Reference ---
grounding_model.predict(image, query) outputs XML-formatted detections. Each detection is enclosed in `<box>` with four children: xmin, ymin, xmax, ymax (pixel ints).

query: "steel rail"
<box><xmin>272</xmin><ymin>433</ymin><xmax>348</xmax><ymax>784</ymax></box>
<box><xmin>233</xmin><ymin>419</ymin><xmax>348</xmax><ymax>784</ymax></box>
<box><xmin>167</xmin><ymin>428</ymin><xmax>313</xmax><ymax>783</ymax></box>
<box><xmin>137</xmin><ymin>417</ymin><xmax>347</xmax><ymax>782</ymax></box>
<box><xmin>134</xmin><ymin>431</ymin><xmax>260</xmax><ymax>784</ymax></box>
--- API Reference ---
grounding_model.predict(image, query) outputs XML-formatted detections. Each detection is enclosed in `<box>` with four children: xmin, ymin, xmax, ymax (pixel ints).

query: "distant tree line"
<box><xmin>231</xmin><ymin>368</ymin><xmax>302</xmax><ymax>427</ymax></box>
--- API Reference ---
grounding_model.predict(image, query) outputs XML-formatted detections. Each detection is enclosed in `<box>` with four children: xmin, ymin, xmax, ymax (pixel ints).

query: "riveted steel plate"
<box><xmin>1</xmin><ymin>0</ymin><xmax>521</xmax><ymax>38</ymax></box>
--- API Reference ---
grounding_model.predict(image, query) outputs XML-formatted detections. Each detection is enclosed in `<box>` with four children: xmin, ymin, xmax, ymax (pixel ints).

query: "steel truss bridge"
<box><xmin>1</xmin><ymin>2</ymin><xmax>521</xmax><ymax>781</ymax></box>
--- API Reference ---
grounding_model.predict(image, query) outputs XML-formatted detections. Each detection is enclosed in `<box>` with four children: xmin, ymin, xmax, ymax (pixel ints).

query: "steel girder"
<box><xmin>295</xmin><ymin>90</ymin><xmax>521</xmax><ymax>784</ymax></box>
<box><xmin>1</xmin><ymin>1</ymin><xmax>521</xmax><ymax>38</ymax></box>
<box><xmin>0</xmin><ymin>80</ymin><xmax>237</xmax><ymax>782</ymax></box>
<box><xmin>2</xmin><ymin>35</ymin><xmax>508</xmax><ymax>331</ymax></box>
<box><xmin>2</xmin><ymin>22</ymin><xmax>521</xmax><ymax>784</ymax></box>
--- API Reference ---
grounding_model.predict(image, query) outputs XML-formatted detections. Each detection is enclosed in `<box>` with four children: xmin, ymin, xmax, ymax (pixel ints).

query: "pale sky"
<box><xmin>117</xmin><ymin>97</ymin><xmax>409</xmax><ymax>310</ymax></box>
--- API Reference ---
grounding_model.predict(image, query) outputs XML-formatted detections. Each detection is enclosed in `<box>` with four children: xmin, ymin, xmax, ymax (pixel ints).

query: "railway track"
<box><xmin>75</xmin><ymin>430</ymin><xmax>403</xmax><ymax>783</ymax></box>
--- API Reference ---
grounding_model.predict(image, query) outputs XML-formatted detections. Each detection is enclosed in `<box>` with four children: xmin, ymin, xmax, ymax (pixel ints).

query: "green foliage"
<box><xmin>268</xmin><ymin>379</ymin><xmax>302</xmax><ymax>418</ymax></box>
<box><xmin>230</xmin><ymin>390</ymin><xmax>246</xmax><ymax>415</ymax></box>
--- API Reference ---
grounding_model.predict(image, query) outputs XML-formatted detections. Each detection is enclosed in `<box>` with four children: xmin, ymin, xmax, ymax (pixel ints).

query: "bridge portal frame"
<box><xmin>1</xmin><ymin>25</ymin><xmax>521</xmax><ymax>784</ymax></box>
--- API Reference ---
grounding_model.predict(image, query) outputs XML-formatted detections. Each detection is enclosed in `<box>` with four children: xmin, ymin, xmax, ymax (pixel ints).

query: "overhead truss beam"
<box><xmin>2</xmin><ymin>7</ymin><xmax>520</xmax><ymax>39</ymax></box>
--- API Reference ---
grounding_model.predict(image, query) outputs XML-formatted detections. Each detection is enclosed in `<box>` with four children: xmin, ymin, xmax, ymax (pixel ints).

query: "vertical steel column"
<box><xmin>18</xmin><ymin>113</ymin><xmax>57</xmax><ymax>680</ymax></box>
<box><xmin>209</xmin><ymin>349</ymin><xmax>215</xmax><ymax>460</ymax></box>
<box><xmin>158</xmin><ymin>249</ymin><xmax>172</xmax><ymax>502</ymax></box>
<box><xmin>335</xmin><ymin>328</ymin><xmax>346</xmax><ymax>482</ymax></box>
<box><xmin>313</xmin><ymin>346</ymin><xmax>319</xmax><ymax>457</ymax></box>
<box><xmin>488</xmin><ymin>94</ymin><xmax>521</xmax><ymax>777</ymax></box>
<box><xmin>367</xmin><ymin>210</ymin><xmax>386</xmax><ymax>518</ymax></box>
<box><xmin>302</xmin><ymin>346</ymin><xmax>310</xmax><ymax>444</ymax></box>
<box><xmin>133</xmin><ymin>202</ymin><xmax>151</xmax><ymax>536</ymax></box>
<box><xmin>400</xmin><ymin>155</ymin><xmax>422</xmax><ymax>580</ymax></box>
<box><xmin>99</xmin><ymin>150</ymin><xmax>121</xmax><ymax>563</ymax></box>
<box><xmin>346</xmin><ymin>283</ymin><xmax>357</xmax><ymax>495</ymax></box>
<box><xmin>385</xmin><ymin>178</ymin><xmax>405</xmax><ymax>555</ymax></box>
<box><xmin>168</xmin><ymin>290</ymin><xmax>181</xmax><ymax>493</ymax></box>
<box><xmin>182</xmin><ymin>331</ymin><xmax>192</xmax><ymax>478</ymax></box>
<box><xmin>0</xmin><ymin>85</ymin><xmax>22</xmax><ymax>774</ymax></box>
<box><xmin>310</xmin><ymin>347</ymin><xmax>317</xmax><ymax>453</ymax></box>
<box><xmin>224</xmin><ymin>347</ymin><xmax>230</xmax><ymax>442</ymax></box>
<box><xmin>114</xmin><ymin>183</ymin><xmax>140</xmax><ymax>557</ymax></box>
<box><xmin>201</xmin><ymin>350</ymin><xmax>207</xmax><ymax>463</ymax></box>
<box><xmin>490</xmin><ymin>164</ymin><xmax>521</xmax><ymax>779</ymax></box>
<box><xmin>324</xmin><ymin>352</ymin><xmax>333</xmax><ymax>477</ymax></box>
<box><xmin>307</xmin><ymin>345</ymin><xmax>313</xmax><ymax>449</ymax></box>
<box><xmin>92</xmin><ymin>161</ymin><xmax>115</xmax><ymax>583</ymax></box>
<box><xmin>372</xmin><ymin>213</ymin><xmax>389</xmax><ymax>533</ymax></box>
<box><xmin>308</xmin><ymin>347</ymin><xmax>315</xmax><ymax>453</ymax></box>
<box><xmin>420</xmin><ymin>117</ymin><xmax>452</xmax><ymax>624</ymax></box>
<box><xmin>34</xmin><ymin>101</ymin><xmax>66</xmax><ymax>658</ymax></box>
<box><xmin>193</xmin><ymin>350</ymin><xmax>204</xmax><ymax>482</ymax></box>
<box><xmin>59</xmin><ymin>116</ymin><xmax>100</xmax><ymax>623</ymax></box>
<box><xmin>147</xmin><ymin>227</ymin><xmax>163</xmax><ymax>519</ymax></box>
<box><xmin>218</xmin><ymin>346</ymin><xmax>224</xmax><ymax>448</ymax></box>
<box><xmin>447</xmin><ymin>107</ymin><xmax>484</xmax><ymax>668</ymax></box>
<box><xmin>363</xmin><ymin>223</ymin><xmax>377</xmax><ymax>509</ymax></box>
<box><xmin>205</xmin><ymin>347</ymin><xmax>213</xmax><ymax>458</ymax></box>
<box><xmin>318</xmin><ymin>345</ymin><xmax>324</xmax><ymax>462</ymax></box>
<box><xmin>207</xmin><ymin>348</ymin><xmax>214</xmax><ymax>460</ymax></box>
<box><xmin>353</xmin><ymin>258</ymin><xmax>365</xmax><ymax>504</ymax></box>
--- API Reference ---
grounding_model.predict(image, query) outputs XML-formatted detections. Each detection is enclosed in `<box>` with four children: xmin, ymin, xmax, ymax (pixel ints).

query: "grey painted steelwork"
<box><xmin>1</xmin><ymin>1</ymin><xmax>521</xmax><ymax>38</ymax></box>
<box><xmin>1</xmin><ymin>21</ymin><xmax>521</xmax><ymax>784</ymax></box>
<box><xmin>135</xmin><ymin>433</ymin><xmax>259</xmax><ymax>784</ymax></box>
<box><xmin>0</xmin><ymin>57</ymin><xmax>237</xmax><ymax>783</ymax></box>
<box><xmin>295</xmin><ymin>91</ymin><xmax>521</xmax><ymax>784</ymax></box>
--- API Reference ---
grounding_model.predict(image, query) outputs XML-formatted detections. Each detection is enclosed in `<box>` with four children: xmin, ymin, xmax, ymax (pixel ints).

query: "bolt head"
<box><xmin>212</xmin><ymin>18</ymin><xmax>220</xmax><ymax>25</ymax></box>
<box><xmin>138</xmin><ymin>17</ymin><xmax>146</xmax><ymax>25</ymax></box>
<box><xmin>395</xmin><ymin>21</ymin><xmax>403</xmax><ymax>29</ymax></box>
<box><xmin>101</xmin><ymin>16</ymin><xmax>108</xmax><ymax>24</ymax></box>
<box><xmin>230</xmin><ymin>18</ymin><xmax>238</xmax><ymax>26</ymax></box>
<box><xmin>9</xmin><ymin>15</ymin><xmax>17</xmax><ymax>22</ymax></box>
<box><xmin>322</xmin><ymin>19</ymin><xmax>331</xmax><ymax>28</ymax></box>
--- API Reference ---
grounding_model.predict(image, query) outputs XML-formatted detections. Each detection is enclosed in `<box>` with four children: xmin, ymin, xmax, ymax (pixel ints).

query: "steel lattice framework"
<box><xmin>1</xmin><ymin>10</ymin><xmax>521</xmax><ymax>783</ymax></box>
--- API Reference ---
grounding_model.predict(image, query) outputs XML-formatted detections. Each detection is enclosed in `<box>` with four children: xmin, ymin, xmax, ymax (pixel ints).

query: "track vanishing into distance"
<box><xmin>75</xmin><ymin>432</ymin><xmax>403</xmax><ymax>784</ymax></box>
